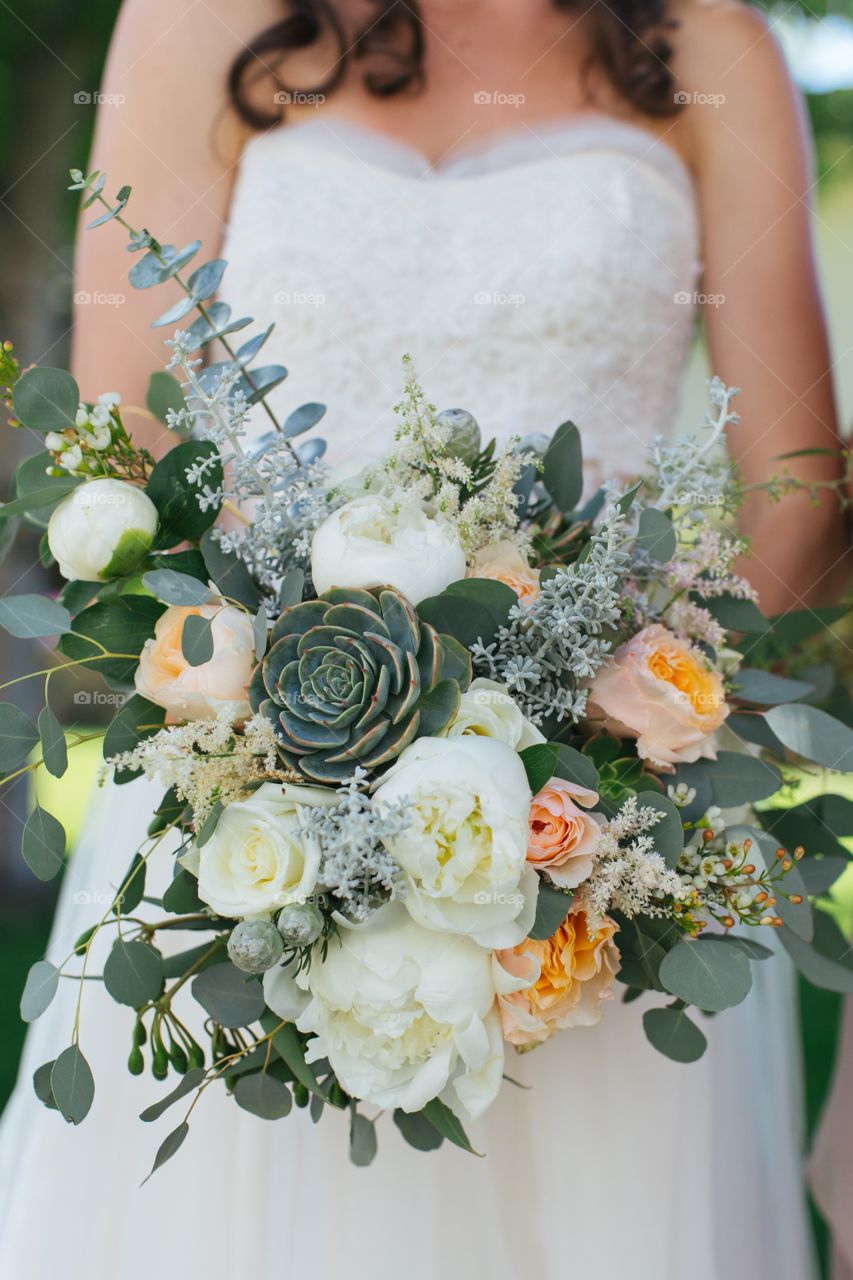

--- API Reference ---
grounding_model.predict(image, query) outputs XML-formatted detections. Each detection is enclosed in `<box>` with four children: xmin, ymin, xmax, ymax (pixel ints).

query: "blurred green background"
<box><xmin>0</xmin><ymin>1</ymin><xmax>851</xmax><ymax>1274</ymax></box>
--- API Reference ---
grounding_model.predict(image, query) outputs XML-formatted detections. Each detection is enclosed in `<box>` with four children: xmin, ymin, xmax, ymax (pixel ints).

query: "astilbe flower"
<box><xmin>578</xmin><ymin>796</ymin><xmax>687</xmax><ymax>925</ymax></box>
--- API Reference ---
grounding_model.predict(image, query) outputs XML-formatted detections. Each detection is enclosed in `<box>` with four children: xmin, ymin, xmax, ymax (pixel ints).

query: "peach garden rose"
<box><xmin>587</xmin><ymin>623</ymin><xmax>728</xmax><ymax>769</ymax></box>
<box><xmin>496</xmin><ymin>906</ymin><xmax>620</xmax><ymax>1048</ymax></box>
<box><xmin>526</xmin><ymin>777</ymin><xmax>603</xmax><ymax>889</ymax></box>
<box><xmin>135</xmin><ymin>603</ymin><xmax>255</xmax><ymax>721</ymax></box>
<box><xmin>468</xmin><ymin>539</ymin><xmax>541</xmax><ymax>605</ymax></box>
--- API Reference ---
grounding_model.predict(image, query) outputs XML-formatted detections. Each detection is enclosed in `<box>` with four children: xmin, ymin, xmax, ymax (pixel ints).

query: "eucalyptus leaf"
<box><xmin>519</xmin><ymin>742</ymin><xmax>599</xmax><ymax>795</ymax></box>
<box><xmin>12</xmin><ymin>367</ymin><xmax>79</xmax><ymax>431</ymax></box>
<box><xmin>181</xmin><ymin>613</ymin><xmax>214</xmax><ymax>666</ymax></box>
<box><xmin>103</xmin><ymin>695</ymin><xmax>165</xmax><ymax>783</ymax></box>
<box><xmin>200</xmin><ymin>531</ymin><xmax>263</xmax><ymax>610</ymax></box>
<box><xmin>730</xmin><ymin>669</ymin><xmax>813</xmax><ymax>706</ymax></box>
<box><xmin>636</xmin><ymin>508</ymin><xmax>676</xmax><ymax>562</ymax></box>
<box><xmin>421</xmin><ymin>1099</ymin><xmax>480</xmax><ymax>1155</ymax></box>
<box><xmin>0</xmin><ymin>702</ymin><xmax>39</xmax><ymax>774</ymax></box>
<box><xmin>22</xmin><ymin>806</ymin><xmax>65</xmax><ymax>881</ymax></box>
<box><xmin>114</xmin><ymin>853</ymin><xmax>147</xmax><ymax>916</ymax></box>
<box><xmin>142</xmin><ymin>1122</ymin><xmax>190</xmax><ymax>1184</ymax></box>
<box><xmin>542</xmin><ymin>420</ymin><xmax>583</xmax><ymax>512</ymax></box>
<box><xmin>253</xmin><ymin>604</ymin><xmax>268</xmax><ymax>662</ymax></box>
<box><xmin>418</xmin><ymin>578</ymin><xmax>516</xmax><ymax>650</ymax></box>
<box><xmin>702</xmin><ymin>593</ymin><xmax>768</xmax><ymax>634</ymax></box>
<box><xmin>234</xmin><ymin>1072</ymin><xmax>293</xmax><ymax>1120</ymax></box>
<box><xmin>103</xmin><ymin>940</ymin><xmax>164</xmax><ymax>1008</ymax></box>
<box><xmin>705</xmin><ymin>751</ymin><xmax>782</xmax><ymax>808</ymax></box>
<box><xmin>20</xmin><ymin>960</ymin><xmax>59</xmax><ymax>1022</ymax></box>
<box><xmin>38</xmin><ymin>705</ymin><xmax>67</xmax><ymax>778</ymax></box>
<box><xmin>142</xmin><ymin>569</ymin><xmax>212</xmax><ymax>606</ymax></box>
<box><xmin>763</xmin><ymin>704</ymin><xmax>853</xmax><ymax>772</ymax></box>
<box><xmin>32</xmin><ymin>1060</ymin><xmax>58</xmax><ymax>1111</ymax></box>
<box><xmin>284</xmin><ymin>402</ymin><xmax>326</xmax><ymax>437</ymax></box>
<box><xmin>151</xmin><ymin>295</ymin><xmax>196</xmax><ymax>328</ymax></box>
<box><xmin>659</xmin><ymin>936</ymin><xmax>752</xmax><ymax>1012</ymax></box>
<box><xmin>643</xmin><ymin>1004</ymin><xmax>707</xmax><ymax>1062</ymax></box>
<box><xmin>393</xmin><ymin>1108</ymin><xmax>444</xmax><ymax>1151</ymax></box>
<box><xmin>642</xmin><ymin>793</ymin><xmax>685</xmax><ymax>867</ymax></box>
<box><xmin>349</xmin><ymin>1111</ymin><xmax>378</xmax><ymax>1166</ymax></box>
<box><xmin>192</xmin><ymin>962</ymin><xmax>265</xmax><ymax>1029</ymax></box>
<box><xmin>51</xmin><ymin>1044</ymin><xmax>95</xmax><ymax>1125</ymax></box>
<box><xmin>139</xmin><ymin>1068</ymin><xmax>206</xmax><ymax>1123</ymax></box>
<box><xmin>0</xmin><ymin>594</ymin><xmax>71</xmax><ymax>639</ymax></box>
<box><xmin>146</xmin><ymin>371</ymin><xmax>186</xmax><ymax>426</ymax></box>
<box><xmin>260</xmin><ymin>1013</ymin><xmax>323</xmax><ymax>1095</ymax></box>
<box><xmin>187</xmin><ymin>258</ymin><xmax>227</xmax><ymax>302</ymax></box>
<box><xmin>195</xmin><ymin>799</ymin><xmax>223</xmax><ymax>849</ymax></box>
<box><xmin>781</xmin><ymin>910</ymin><xmax>853</xmax><ymax>993</ymax></box>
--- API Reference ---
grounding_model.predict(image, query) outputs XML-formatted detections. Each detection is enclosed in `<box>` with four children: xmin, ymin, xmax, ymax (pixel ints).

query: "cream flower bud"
<box><xmin>47</xmin><ymin>478</ymin><xmax>158</xmax><ymax>581</ymax></box>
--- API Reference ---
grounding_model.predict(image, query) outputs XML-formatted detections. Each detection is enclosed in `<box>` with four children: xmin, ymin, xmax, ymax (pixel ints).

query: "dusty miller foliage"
<box><xmin>472</xmin><ymin>502</ymin><xmax>630</xmax><ymax>725</ymax></box>
<box><xmin>166</xmin><ymin>332</ymin><xmax>336</xmax><ymax>590</ymax></box>
<box><xmin>300</xmin><ymin>770</ymin><xmax>410</xmax><ymax>923</ymax></box>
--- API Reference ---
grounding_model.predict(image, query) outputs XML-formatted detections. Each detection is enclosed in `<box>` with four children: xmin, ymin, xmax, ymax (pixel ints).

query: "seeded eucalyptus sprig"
<box><xmin>67</xmin><ymin>168</ymin><xmax>303</xmax><ymax>469</ymax></box>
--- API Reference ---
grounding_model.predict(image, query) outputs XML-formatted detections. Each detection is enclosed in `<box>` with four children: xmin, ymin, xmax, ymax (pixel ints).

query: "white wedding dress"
<box><xmin>0</xmin><ymin>115</ymin><xmax>818</xmax><ymax>1279</ymax></box>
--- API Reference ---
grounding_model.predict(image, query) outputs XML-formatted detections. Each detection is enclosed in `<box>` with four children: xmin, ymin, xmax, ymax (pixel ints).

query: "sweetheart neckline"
<box><xmin>247</xmin><ymin>111</ymin><xmax>696</xmax><ymax>201</ymax></box>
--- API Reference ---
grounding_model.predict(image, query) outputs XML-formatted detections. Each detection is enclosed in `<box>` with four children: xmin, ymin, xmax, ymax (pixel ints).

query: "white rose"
<box><xmin>444</xmin><ymin>677</ymin><xmax>545</xmax><ymax>751</ymax></box>
<box><xmin>263</xmin><ymin>905</ymin><xmax>533</xmax><ymax>1117</ymax></box>
<box><xmin>47</xmin><ymin>478</ymin><xmax>158</xmax><ymax>582</ymax></box>
<box><xmin>310</xmin><ymin>494</ymin><xmax>466</xmax><ymax>605</ymax></box>
<box><xmin>372</xmin><ymin>736</ymin><xmax>538</xmax><ymax>948</ymax></box>
<box><xmin>192</xmin><ymin>781</ymin><xmax>337</xmax><ymax>919</ymax></box>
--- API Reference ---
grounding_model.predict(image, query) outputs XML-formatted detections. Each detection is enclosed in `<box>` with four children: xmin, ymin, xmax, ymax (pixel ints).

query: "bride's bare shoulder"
<box><xmin>670</xmin><ymin>0</ymin><xmax>795</xmax><ymax>96</ymax></box>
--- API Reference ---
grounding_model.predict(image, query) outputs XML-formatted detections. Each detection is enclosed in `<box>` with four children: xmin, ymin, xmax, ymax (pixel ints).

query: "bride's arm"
<box><xmin>676</xmin><ymin>0</ymin><xmax>850</xmax><ymax>613</ymax></box>
<box><xmin>71</xmin><ymin>0</ymin><xmax>277</xmax><ymax>454</ymax></box>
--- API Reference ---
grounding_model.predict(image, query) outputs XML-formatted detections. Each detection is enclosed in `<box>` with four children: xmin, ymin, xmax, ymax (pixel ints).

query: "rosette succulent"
<box><xmin>255</xmin><ymin>586</ymin><xmax>472</xmax><ymax>783</ymax></box>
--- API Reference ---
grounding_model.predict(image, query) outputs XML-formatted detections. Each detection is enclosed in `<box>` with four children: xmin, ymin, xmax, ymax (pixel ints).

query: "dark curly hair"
<box><xmin>228</xmin><ymin>0</ymin><xmax>681</xmax><ymax>131</ymax></box>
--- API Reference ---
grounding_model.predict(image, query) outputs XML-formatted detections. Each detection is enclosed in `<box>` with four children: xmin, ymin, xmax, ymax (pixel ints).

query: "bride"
<box><xmin>1</xmin><ymin>1</ymin><xmax>848</xmax><ymax>1276</ymax></box>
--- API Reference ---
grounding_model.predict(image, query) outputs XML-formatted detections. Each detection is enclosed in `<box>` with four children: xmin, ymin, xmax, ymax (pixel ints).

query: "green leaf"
<box><xmin>38</xmin><ymin>706</ymin><xmax>67</xmax><ymax>778</ymax></box>
<box><xmin>414</xmin><ymin>679</ymin><xmax>460</xmax><ymax>736</ymax></box>
<box><xmin>146</xmin><ymin>441</ymin><xmax>223</xmax><ymax>547</ymax></box>
<box><xmin>234</xmin><ymin>1072</ymin><xmax>293</xmax><ymax>1120</ymax></box>
<box><xmin>22</xmin><ymin>806</ymin><xmax>65</xmax><ymax>880</ymax></box>
<box><xmin>114</xmin><ymin>853</ymin><xmax>147</xmax><ymax>915</ymax></box>
<box><xmin>519</xmin><ymin>742</ymin><xmax>599</xmax><ymax>795</ymax></box>
<box><xmin>728</xmin><ymin>823</ymin><xmax>813</xmax><ymax>942</ymax></box>
<box><xmin>730</xmin><ymin>669</ymin><xmax>814</xmax><ymax>705</ymax></box>
<box><xmin>542</xmin><ymin>420</ymin><xmax>583</xmax><ymax>512</ymax></box>
<box><xmin>763</xmin><ymin>704</ymin><xmax>853</xmax><ymax>772</ymax></box>
<box><xmin>349</xmin><ymin>1110</ymin><xmax>378</xmax><ymax>1166</ymax></box>
<box><xmin>418</xmin><ymin>578</ymin><xmax>516</xmax><ymax>650</ymax></box>
<box><xmin>142</xmin><ymin>569</ymin><xmax>211</xmax><ymax>606</ymax></box>
<box><xmin>59</xmin><ymin>595</ymin><xmax>166</xmax><ymax>687</ymax></box>
<box><xmin>702</xmin><ymin>593</ymin><xmax>768</xmax><ymax>634</ymax></box>
<box><xmin>192</xmin><ymin>962</ymin><xmax>265</xmax><ymax>1029</ymax></box>
<box><xmin>704</xmin><ymin>750</ymin><xmax>782</xmax><ymax>807</ymax></box>
<box><xmin>162</xmin><ymin>868</ymin><xmax>203</xmax><ymax>914</ymax></box>
<box><xmin>195</xmin><ymin>798</ymin><xmax>223</xmax><ymax>848</ymax></box>
<box><xmin>142</xmin><ymin>1122</ymin><xmax>190</xmax><ymax>1184</ymax></box>
<box><xmin>187</xmin><ymin>258</ymin><xmax>227</xmax><ymax>302</ymax></box>
<box><xmin>393</xmin><ymin>1108</ymin><xmax>444</xmax><ymax>1151</ymax></box>
<box><xmin>780</xmin><ymin>909</ymin><xmax>853</xmax><ymax>993</ymax></box>
<box><xmin>200</xmin><ymin>531</ymin><xmax>263</xmax><ymax>610</ymax></box>
<box><xmin>139</xmin><ymin>1068</ymin><xmax>206</xmax><ymax>1123</ymax></box>
<box><xmin>146</xmin><ymin>371</ymin><xmax>185</xmax><ymax>425</ymax></box>
<box><xmin>12</xmin><ymin>367</ymin><xmax>79</xmax><ymax>431</ymax></box>
<box><xmin>284</xmin><ymin>402</ymin><xmax>326</xmax><ymax>438</ymax></box>
<box><xmin>32</xmin><ymin>1060</ymin><xmax>58</xmax><ymax>1111</ymax></box>
<box><xmin>103</xmin><ymin>940</ymin><xmax>164</xmax><ymax>1008</ymax></box>
<box><xmin>643</xmin><ymin>1004</ymin><xmax>708</xmax><ymax>1062</ymax></box>
<box><xmin>20</xmin><ymin>960</ymin><xmax>59</xmax><ymax>1022</ymax></box>
<box><xmin>252</xmin><ymin>603</ymin><xmax>268</xmax><ymax>662</ymax></box>
<box><xmin>0</xmin><ymin>594</ymin><xmax>71</xmax><ymax>639</ymax></box>
<box><xmin>636</xmin><ymin>508</ymin><xmax>676</xmax><ymax>562</ymax></box>
<box><xmin>51</xmin><ymin>1044</ymin><xmax>95</xmax><ymax>1124</ymax></box>
<box><xmin>659</xmin><ymin>936</ymin><xmax>752</xmax><ymax>1012</ymax></box>
<box><xmin>528</xmin><ymin>881</ymin><xmax>572</xmax><ymax>940</ymax></box>
<box><xmin>641</xmin><ymin>793</ymin><xmax>685</xmax><ymax>868</ymax></box>
<box><xmin>181</xmin><ymin>612</ymin><xmax>214</xmax><ymax>666</ymax></box>
<box><xmin>103</xmin><ymin>694</ymin><xmax>166</xmax><ymax>782</ymax></box>
<box><xmin>0</xmin><ymin>702</ymin><xmax>39</xmax><ymax>773</ymax></box>
<box><xmin>421</xmin><ymin>1099</ymin><xmax>480</xmax><ymax>1155</ymax></box>
<box><xmin>260</xmin><ymin>1013</ymin><xmax>324</xmax><ymax>1095</ymax></box>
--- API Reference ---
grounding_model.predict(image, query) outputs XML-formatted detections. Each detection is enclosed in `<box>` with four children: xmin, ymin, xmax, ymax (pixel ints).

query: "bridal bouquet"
<box><xmin>2</xmin><ymin>171</ymin><xmax>852</xmax><ymax>1172</ymax></box>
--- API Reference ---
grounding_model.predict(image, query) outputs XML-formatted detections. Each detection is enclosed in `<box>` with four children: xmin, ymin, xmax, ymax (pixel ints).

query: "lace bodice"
<box><xmin>220</xmin><ymin>114</ymin><xmax>701</xmax><ymax>479</ymax></box>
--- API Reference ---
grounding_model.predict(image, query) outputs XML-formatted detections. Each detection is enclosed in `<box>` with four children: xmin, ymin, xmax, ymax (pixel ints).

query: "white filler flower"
<box><xmin>190</xmin><ymin>782</ymin><xmax>337</xmax><ymax>919</ymax></box>
<box><xmin>264</xmin><ymin>905</ymin><xmax>532</xmax><ymax>1116</ymax></box>
<box><xmin>310</xmin><ymin>494</ymin><xmax>466</xmax><ymax>605</ymax></box>
<box><xmin>47</xmin><ymin>477</ymin><xmax>158</xmax><ymax>581</ymax></box>
<box><xmin>372</xmin><ymin>735</ymin><xmax>538</xmax><ymax>948</ymax></box>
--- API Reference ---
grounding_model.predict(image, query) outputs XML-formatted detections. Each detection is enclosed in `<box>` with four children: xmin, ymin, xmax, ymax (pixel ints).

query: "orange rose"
<box><xmin>496</xmin><ymin>906</ymin><xmax>620</xmax><ymax>1047</ymax></box>
<box><xmin>468</xmin><ymin>540</ymin><xmax>541</xmax><ymax>605</ymax></box>
<box><xmin>587</xmin><ymin>623</ymin><xmax>727</xmax><ymax>768</ymax></box>
<box><xmin>135</xmin><ymin>603</ymin><xmax>255</xmax><ymax>721</ymax></box>
<box><xmin>527</xmin><ymin>778</ymin><xmax>602</xmax><ymax>888</ymax></box>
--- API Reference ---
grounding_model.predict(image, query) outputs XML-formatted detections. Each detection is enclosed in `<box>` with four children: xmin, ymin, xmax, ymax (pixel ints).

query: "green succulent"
<box><xmin>254</xmin><ymin>586</ymin><xmax>471</xmax><ymax>783</ymax></box>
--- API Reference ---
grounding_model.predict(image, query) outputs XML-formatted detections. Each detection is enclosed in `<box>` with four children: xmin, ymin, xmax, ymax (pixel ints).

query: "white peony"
<box><xmin>263</xmin><ymin>905</ymin><xmax>533</xmax><ymax>1116</ymax></box>
<box><xmin>444</xmin><ymin>677</ymin><xmax>545</xmax><ymax>751</ymax></box>
<box><xmin>190</xmin><ymin>782</ymin><xmax>337</xmax><ymax>919</ymax></box>
<box><xmin>372</xmin><ymin>736</ymin><xmax>538</xmax><ymax>948</ymax></box>
<box><xmin>310</xmin><ymin>494</ymin><xmax>466</xmax><ymax>605</ymax></box>
<box><xmin>47</xmin><ymin>478</ymin><xmax>158</xmax><ymax>582</ymax></box>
